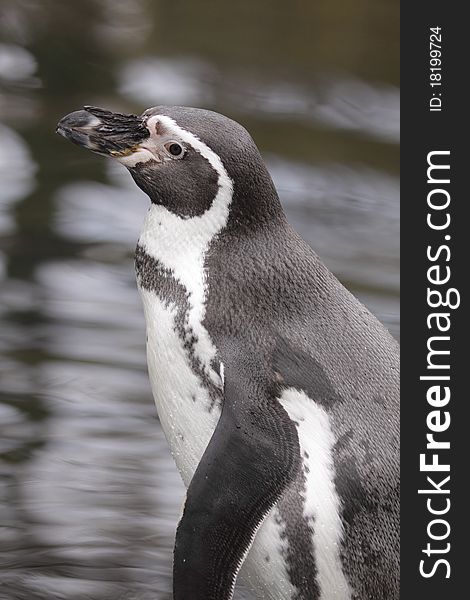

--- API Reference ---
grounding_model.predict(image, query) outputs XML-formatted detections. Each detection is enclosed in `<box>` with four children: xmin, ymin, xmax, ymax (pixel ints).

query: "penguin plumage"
<box><xmin>57</xmin><ymin>105</ymin><xmax>399</xmax><ymax>600</ymax></box>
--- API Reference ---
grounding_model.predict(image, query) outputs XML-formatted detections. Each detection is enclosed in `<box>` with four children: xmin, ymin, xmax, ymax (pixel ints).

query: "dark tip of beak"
<box><xmin>56</xmin><ymin>106</ymin><xmax>150</xmax><ymax>155</ymax></box>
<box><xmin>56</xmin><ymin>110</ymin><xmax>96</xmax><ymax>143</ymax></box>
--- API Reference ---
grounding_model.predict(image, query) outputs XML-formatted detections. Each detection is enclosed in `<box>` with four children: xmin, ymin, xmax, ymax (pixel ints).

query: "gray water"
<box><xmin>0</xmin><ymin>1</ymin><xmax>399</xmax><ymax>598</ymax></box>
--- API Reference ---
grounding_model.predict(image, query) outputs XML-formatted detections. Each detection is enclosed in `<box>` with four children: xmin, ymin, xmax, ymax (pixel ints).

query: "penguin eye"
<box><xmin>164</xmin><ymin>141</ymin><xmax>185</xmax><ymax>158</ymax></box>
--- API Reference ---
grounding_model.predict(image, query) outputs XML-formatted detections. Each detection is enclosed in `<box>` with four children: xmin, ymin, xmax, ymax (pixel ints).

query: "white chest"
<box><xmin>135</xmin><ymin>198</ymin><xmax>229</xmax><ymax>485</ymax></box>
<box><xmin>139</xmin><ymin>286</ymin><xmax>221</xmax><ymax>487</ymax></box>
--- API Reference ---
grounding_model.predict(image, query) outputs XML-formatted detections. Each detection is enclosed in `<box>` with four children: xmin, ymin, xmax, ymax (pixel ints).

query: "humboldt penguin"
<box><xmin>57</xmin><ymin>105</ymin><xmax>399</xmax><ymax>600</ymax></box>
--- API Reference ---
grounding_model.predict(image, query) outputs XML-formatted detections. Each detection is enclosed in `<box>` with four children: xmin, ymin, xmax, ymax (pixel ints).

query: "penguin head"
<box><xmin>57</xmin><ymin>106</ymin><xmax>282</xmax><ymax>222</ymax></box>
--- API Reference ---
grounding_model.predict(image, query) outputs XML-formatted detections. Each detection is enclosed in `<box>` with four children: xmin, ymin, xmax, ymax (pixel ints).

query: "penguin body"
<box><xmin>57</xmin><ymin>106</ymin><xmax>399</xmax><ymax>600</ymax></box>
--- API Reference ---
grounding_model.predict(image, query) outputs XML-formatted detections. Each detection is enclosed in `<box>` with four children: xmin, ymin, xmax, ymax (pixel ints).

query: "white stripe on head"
<box><xmin>137</xmin><ymin>114</ymin><xmax>233</xmax><ymax>386</ymax></box>
<box><xmin>147</xmin><ymin>115</ymin><xmax>231</xmax><ymax>180</ymax></box>
<box><xmin>279</xmin><ymin>388</ymin><xmax>352</xmax><ymax>600</ymax></box>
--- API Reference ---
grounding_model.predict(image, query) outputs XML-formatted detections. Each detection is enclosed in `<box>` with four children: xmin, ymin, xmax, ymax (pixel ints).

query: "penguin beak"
<box><xmin>56</xmin><ymin>106</ymin><xmax>150</xmax><ymax>157</ymax></box>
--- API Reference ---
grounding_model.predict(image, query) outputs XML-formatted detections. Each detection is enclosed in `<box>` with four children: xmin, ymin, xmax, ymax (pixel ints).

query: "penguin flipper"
<box><xmin>173</xmin><ymin>363</ymin><xmax>300</xmax><ymax>600</ymax></box>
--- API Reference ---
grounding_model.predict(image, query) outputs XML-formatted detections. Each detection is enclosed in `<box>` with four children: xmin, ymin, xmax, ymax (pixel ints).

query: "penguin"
<box><xmin>57</xmin><ymin>105</ymin><xmax>400</xmax><ymax>600</ymax></box>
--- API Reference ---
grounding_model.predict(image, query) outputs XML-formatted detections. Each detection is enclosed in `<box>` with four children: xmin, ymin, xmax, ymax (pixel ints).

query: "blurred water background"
<box><xmin>0</xmin><ymin>1</ymin><xmax>399</xmax><ymax>598</ymax></box>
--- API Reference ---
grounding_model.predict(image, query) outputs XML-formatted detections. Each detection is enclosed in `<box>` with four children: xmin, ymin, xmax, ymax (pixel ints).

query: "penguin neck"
<box><xmin>224</xmin><ymin>159</ymin><xmax>287</xmax><ymax>234</ymax></box>
<box><xmin>136</xmin><ymin>191</ymin><xmax>233</xmax><ymax>383</ymax></box>
<box><xmin>135</xmin><ymin>172</ymin><xmax>233</xmax><ymax>353</ymax></box>
<box><xmin>138</xmin><ymin>170</ymin><xmax>231</xmax><ymax>265</ymax></box>
<box><xmin>136</xmin><ymin>159</ymin><xmax>287</xmax><ymax>293</ymax></box>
